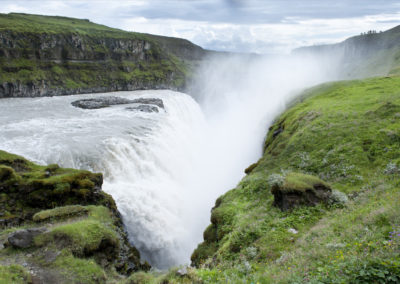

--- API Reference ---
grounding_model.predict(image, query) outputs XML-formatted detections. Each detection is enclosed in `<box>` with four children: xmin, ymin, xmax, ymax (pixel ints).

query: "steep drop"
<box><xmin>0</xmin><ymin>90</ymin><xmax>206</xmax><ymax>268</ymax></box>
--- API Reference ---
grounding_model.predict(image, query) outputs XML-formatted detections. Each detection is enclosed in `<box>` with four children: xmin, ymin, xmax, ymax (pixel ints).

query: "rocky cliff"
<box><xmin>293</xmin><ymin>25</ymin><xmax>400</xmax><ymax>78</ymax></box>
<box><xmin>0</xmin><ymin>13</ymin><xmax>208</xmax><ymax>98</ymax></box>
<box><xmin>0</xmin><ymin>150</ymin><xmax>150</xmax><ymax>283</ymax></box>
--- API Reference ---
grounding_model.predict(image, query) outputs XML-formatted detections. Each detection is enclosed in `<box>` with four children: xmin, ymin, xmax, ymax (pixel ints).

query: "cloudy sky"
<box><xmin>1</xmin><ymin>0</ymin><xmax>400</xmax><ymax>53</ymax></box>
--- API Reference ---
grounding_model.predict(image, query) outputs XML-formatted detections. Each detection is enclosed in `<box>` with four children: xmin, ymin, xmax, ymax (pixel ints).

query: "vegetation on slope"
<box><xmin>1</xmin><ymin>73</ymin><xmax>400</xmax><ymax>284</ymax></box>
<box><xmin>0</xmin><ymin>151</ymin><xmax>148</xmax><ymax>283</ymax></box>
<box><xmin>294</xmin><ymin>25</ymin><xmax>400</xmax><ymax>78</ymax></box>
<box><xmin>0</xmin><ymin>150</ymin><xmax>114</xmax><ymax>226</ymax></box>
<box><xmin>188</xmin><ymin>76</ymin><xmax>400</xmax><ymax>283</ymax></box>
<box><xmin>0</xmin><ymin>13</ymin><xmax>206</xmax><ymax>96</ymax></box>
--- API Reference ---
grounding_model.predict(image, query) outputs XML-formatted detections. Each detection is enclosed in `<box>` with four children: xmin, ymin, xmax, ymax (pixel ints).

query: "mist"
<box><xmin>0</xmin><ymin>38</ymin><xmax>391</xmax><ymax>270</ymax></box>
<box><xmin>175</xmin><ymin>50</ymin><xmax>348</xmax><ymax>264</ymax></box>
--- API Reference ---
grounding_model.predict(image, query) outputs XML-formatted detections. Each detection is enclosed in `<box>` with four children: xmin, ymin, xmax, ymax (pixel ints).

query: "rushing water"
<box><xmin>0</xmin><ymin>90</ymin><xmax>208</xmax><ymax>268</ymax></box>
<box><xmin>0</xmin><ymin>54</ymin><xmax>340</xmax><ymax>269</ymax></box>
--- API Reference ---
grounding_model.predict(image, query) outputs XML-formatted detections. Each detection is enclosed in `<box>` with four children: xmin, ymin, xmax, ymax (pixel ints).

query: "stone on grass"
<box><xmin>271</xmin><ymin>172</ymin><xmax>332</xmax><ymax>211</ymax></box>
<box><xmin>8</xmin><ymin>227</ymin><xmax>47</xmax><ymax>248</ymax></box>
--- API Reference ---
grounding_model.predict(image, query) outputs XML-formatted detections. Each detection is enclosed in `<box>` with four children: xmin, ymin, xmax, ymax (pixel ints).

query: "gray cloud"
<box><xmin>0</xmin><ymin>0</ymin><xmax>400</xmax><ymax>53</ymax></box>
<box><xmin>114</xmin><ymin>0</ymin><xmax>400</xmax><ymax>23</ymax></box>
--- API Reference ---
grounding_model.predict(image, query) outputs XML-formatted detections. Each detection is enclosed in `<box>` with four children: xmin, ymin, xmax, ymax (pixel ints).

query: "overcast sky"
<box><xmin>1</xmin><ymin>0</ymin><xmax>400</xmax><ymax>53</ymax></box>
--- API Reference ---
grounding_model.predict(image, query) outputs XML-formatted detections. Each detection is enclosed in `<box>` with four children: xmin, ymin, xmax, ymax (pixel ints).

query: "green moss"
<box><xmin>0</xmin><ymin>265</ymin><xmax>31</xmax><ymax>284</ymax></box>
<box><xmin>52</xmin><ymin>251</ymin><xmax>107</xmax><ymax>284</ymax></box>
<box><xmin>278</xmin><ymin>172</ymin><xmax>330</xmax><ymax>194</ymax></box>
<box><xmin>126</xmin><ymin>271</ymin><xmax>156</xmax><ymax>283</ymax></box>
<box><xmin>35</xmin><ymin>206</ymin><xmax>118</xmax><ymax>256</ymax></box>
<box><xmin>32</xmin><ymin>205</ymin><xmax>89</xmax><ymax>222</ymax></box>
<box><xmin>0</xmin><ymin>151</ymin><xmax>144</xmax><ymax>281</ymax></box>
<box><xmin>64</xmin><ymin>78</ymin><xmax>82</xmax><ymax>89</ymax></box>
<box><xmin>0</xmin><ymin>165</ymin><xmax>21</xmax><ymax>186</ymax></box>
<box><xmin>0</xmin><ymin>150</ymin><xmax>119</xmax><ymax>233</ymax></box>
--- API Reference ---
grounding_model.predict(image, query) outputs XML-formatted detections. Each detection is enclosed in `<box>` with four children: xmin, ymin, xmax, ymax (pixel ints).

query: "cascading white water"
<box><xmin>0</xmin><ymin>53</ymin><xmax>342</xmax><ymax>269</ymax></box>
<box><xmin>0</xmin><ymin>90</ymin><xmax>207</xmax><ymax>268</ymax></box>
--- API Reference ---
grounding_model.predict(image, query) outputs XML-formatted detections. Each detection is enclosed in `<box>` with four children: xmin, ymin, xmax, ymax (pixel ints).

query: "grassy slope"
<box><xmin>1</xmin><ymin>66</ymin><xmax>399</xmax><ymax>284</ymax></box>
<box><xmin>1</xmin><ymin>78</ymin><xmax>398</xmax><ymax>283</ymax></box>
<box><xmin>185</xmin><ymin>76</ymin><xmax>400</xmax><ymax>283</ymax></box>
<box><xmin>0</xmin><ymin>13</ymin><xmax>203</xmax><ymax>92</ymax></box>
<box><xmin>0</xmin><ymin>206</ymin><xmax>119</xmax><ymax>283</ymax></box>
<box><xmin>0</xmin><ymin>151</ymin><xmax>146</xmax><ymax>283</ymax></box>
<box><xmin>0</xmin><ymin>13</ymin><xmax>152</xmax><ymax>36</ymax></box>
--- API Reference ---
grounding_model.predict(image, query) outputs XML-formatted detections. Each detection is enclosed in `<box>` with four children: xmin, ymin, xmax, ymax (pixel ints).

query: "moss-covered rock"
<box><xmin>0</xmin><ymin>150</ymin><xmax>149</xmax><ymax>282</ymax></box>
<box><xmin>0</xmin><ymin>165</ymin><xmax>21</xmax><ymax>188</ymax></box>
<box><xmin>32</xmin><ymin>205</ymin><xmax>89</xmax><ymax>222</ymax></box>
<box><xmin>34</xmin><ymin>207</ymin><xmax>119</xmax><ymax>260</ymax></box>
<box><xmin>0</xmin><ymin>150</ymin><xmax>115</xmax><ymax>227</ymax></box>
<box><xmin>270</xmin><ymin>172</ymin><xmax>332</xmax><ymax>211</ymax></box>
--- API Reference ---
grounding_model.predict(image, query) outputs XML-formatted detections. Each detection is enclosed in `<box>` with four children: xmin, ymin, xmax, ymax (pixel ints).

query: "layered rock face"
<box><xmin>0</xmin><ymin>31</ymin><xmax>153</xmax><ymax>61</ymax></box>
<box><xmin>0</xmin><ymin>13</ymin><xmax>208</xmax><ymax>98</ymax></box>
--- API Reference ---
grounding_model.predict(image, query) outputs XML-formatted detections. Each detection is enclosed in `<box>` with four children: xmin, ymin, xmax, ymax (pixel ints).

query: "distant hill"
<box><xmin>0</xmin><ymin>13</ymin><xmax>209</xmax><ymax>97</ymax></box>
<box><xmin>293</xmin><ymin>25</ymin><xmax>400</xmax><ymax>78</ymax></box>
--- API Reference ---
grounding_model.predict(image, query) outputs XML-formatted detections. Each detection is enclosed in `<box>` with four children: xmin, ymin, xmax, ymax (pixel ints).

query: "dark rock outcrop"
<box><xmin>0</xmin><ymin>13</ymin><xmax>209</xmax><ymax>98</ymax></box>
<box><xmin>71</xmin><ymin>96</ymin><xmax>134</xmax><ymax>109</ymax></box>
<box><xmin>270</xmin><ymin>172</ymin><xmax>332</xmax><ymax>211</ymax></box>
<box><xmin>126</xmin><ymin>105</ymin><xmax>159</xmax><ymax>113</ymax></box>
<box><xmin>0</xmin><ymin>81</ymin><xmax>176</xmax><ymax>98</ymax></box>
<box><xmin>8</xmin><ymin>227</ymin><xmax>47</xmax><ymax>248</ymax></box>
<box><xmin>130</xmin><ymin>98</ymin><xmax>164</xmax><ymax>108</ymax></box>
<box><xmin>71</xmin><ymin>96</ymin><xmax>164</xmax><ymax>110</ymax></box>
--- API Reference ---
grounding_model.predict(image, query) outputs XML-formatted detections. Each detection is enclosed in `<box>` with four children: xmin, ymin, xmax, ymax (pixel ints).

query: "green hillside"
<box><xmin>0</xmin><ymin>13</ymin><xmax>206</xmax><ymax>97</ymax></box>
<box><xmin>187</xmin><ymin>76</ymin><xmax>400</xmax><ymax>283</ymax></box>
<box><xmin>1</xmin><ymin>13</ymin><xmax>400</xmax><ymax>283</ymax></box>
<box><xmin>3</xmin><ymin>76</ymin><xmax>399</xmax><ymax>284</ymax></box>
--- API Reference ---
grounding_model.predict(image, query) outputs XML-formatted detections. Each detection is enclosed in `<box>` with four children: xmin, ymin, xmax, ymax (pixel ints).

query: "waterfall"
<box><xmin>0</xmin><ymin>53</ymin><xmax>340</xmax><ymax>269</ymax></box>
<box><xmin>0</xmin><ymin>90</ymin><xmax>207</xmax><ymax>268</ymax></box>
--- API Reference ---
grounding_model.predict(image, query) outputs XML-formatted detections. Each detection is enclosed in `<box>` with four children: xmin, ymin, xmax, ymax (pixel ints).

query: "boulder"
<box><xmin>8</xmin><ymin>227</ymin><xmax>47</xmax><ymax>248</ymax></box>
<box><xmin>270</xmin><ymin>172</ymin><xmax>332</xmax><ymax>211</ymax></box>
<box><xmin>71</xmin><ymin>96</ymin><xmax>133</xmax><ymax>109</ymax></box>
<box><xmin>71</xmin><ymin>96</ymin><xmax>164</xmax><ymax>110</ymax></box>
<box><xmin>131</xmin><ymin>98</ymin><xmax>164</xmax><ymax>109</ymax></box>
<box><xmin>125</xmin><ymin>105</ymin><xmax>159</xmax><ymax>113</ymax></box>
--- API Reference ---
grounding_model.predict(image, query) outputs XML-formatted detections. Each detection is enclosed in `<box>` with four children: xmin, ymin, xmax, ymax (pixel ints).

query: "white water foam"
<box><xmin>0</xmin><ymin>53</ymin><xmax>342</xmax><ymax>269</ymax></box>
<box><xmin>0</xmin><ymin>90</ymin><xmax>207</xmax><ymax>268</ymax></box>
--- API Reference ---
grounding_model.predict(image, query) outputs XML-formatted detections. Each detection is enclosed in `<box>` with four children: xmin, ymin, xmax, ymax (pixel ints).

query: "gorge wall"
<box><xmin>293</xmin><ymin>25</ymin><xmax>400</xmax><ymax>78</ymax></box>
<box><xmin>0</xmin><ymin>13</ymin><xmax>208</xmax><ymax>98</ymax></box>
